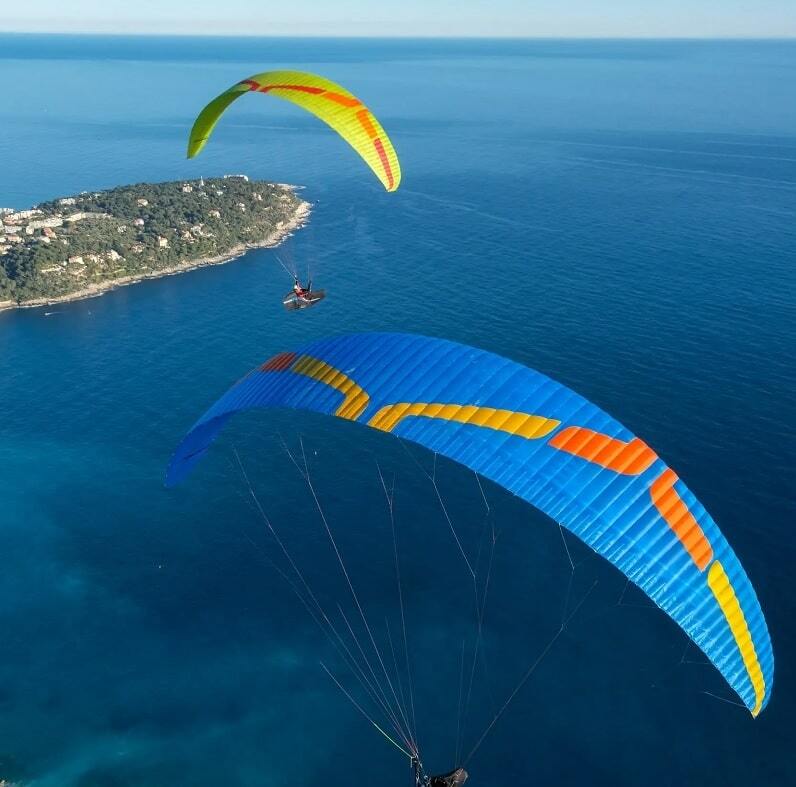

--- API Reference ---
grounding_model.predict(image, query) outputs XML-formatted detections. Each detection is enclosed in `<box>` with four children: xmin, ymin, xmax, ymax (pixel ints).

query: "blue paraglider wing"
<box><xmin>166</xmin><ymin>332</ymin><xmax>773</xmax><ymax>716</ymax></box>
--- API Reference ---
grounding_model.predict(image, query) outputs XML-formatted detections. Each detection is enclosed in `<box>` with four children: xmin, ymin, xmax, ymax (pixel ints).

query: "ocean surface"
<box><xmin>0</xmin><ymin>35</ymin><xmax>794</xmax><ymax>787</ymax></box>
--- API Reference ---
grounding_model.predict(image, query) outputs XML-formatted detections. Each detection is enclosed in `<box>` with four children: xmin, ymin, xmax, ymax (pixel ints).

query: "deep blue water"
<box><xmin>1</xmin><ymin>35</ymin><xmax>794</xmax><ymax>787</ymax></box>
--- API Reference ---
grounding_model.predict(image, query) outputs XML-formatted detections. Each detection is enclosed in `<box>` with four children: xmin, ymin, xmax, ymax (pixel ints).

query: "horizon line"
<box><xmin>1</xmin><ymin>30</ymin><xmax>796</xmax><ymax>41</ymax></box>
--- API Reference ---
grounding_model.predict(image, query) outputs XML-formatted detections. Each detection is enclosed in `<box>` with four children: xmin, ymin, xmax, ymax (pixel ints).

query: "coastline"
<box><xmin>0</xmin><ymin>200</ymin><xmax>311</xmax><ymax>313</ymax></box>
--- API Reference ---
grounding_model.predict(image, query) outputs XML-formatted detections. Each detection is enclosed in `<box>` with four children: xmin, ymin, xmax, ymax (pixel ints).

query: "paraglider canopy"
<box><xmin>166</xmin><ymin>332</ymin><xmax>773</xmax><ymax>718</ymax></box>
<box><xmin>188</xmin><ymin>70</ymin><xmax>401</xmax><ymax>192</ymax></box>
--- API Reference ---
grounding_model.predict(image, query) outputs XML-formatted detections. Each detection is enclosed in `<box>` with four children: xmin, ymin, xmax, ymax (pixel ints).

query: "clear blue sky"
<box><xmin>3</xmin><ymin>0</ymin><xmax>795</xmax><ymax>38</ymax></box>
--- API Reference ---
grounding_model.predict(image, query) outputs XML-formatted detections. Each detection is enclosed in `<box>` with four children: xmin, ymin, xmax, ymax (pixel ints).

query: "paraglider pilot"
<box><xmin>413</xmin><ymin>757</ymin><xmax>468</xmax><ymax>787</ymax></box>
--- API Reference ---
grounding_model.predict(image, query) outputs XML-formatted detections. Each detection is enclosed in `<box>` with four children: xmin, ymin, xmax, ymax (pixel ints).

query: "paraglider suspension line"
<box><xmin>463</xmin><ymin>579</ymin><xmax>598</xmax><ymax>766</ymax></box>
<box><xmin>275</xmin><ymin>252</ymin><xmax>298</xmax><ymax>281</ymax></box>
<box><xmin>377</xmin><ymin>462</ymin><xmax>420</xmax><ymax>749</ymax></box>
<box><xmin>321</xmin><ymin>661</ymin><xmax>414</xmax><ymax>759</ymax></box>
<box><xmin>235</xmin><ymin>445</ymin><xmax>417</xmax><ymax>755</ymax></box>
<box><xmin>280</xmin><ymin>436</ymin><xmax>419</xmax><ymax>756</ymax></box>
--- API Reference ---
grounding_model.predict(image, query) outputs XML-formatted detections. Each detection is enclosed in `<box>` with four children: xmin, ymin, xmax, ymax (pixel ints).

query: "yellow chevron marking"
<box><xmin>291</xmin><ymin>355</ymin><xmax>369</xmax><ymax>421</ymax></box>
<box><xmin>707</xmin><ymin>560</ymin><xmax>766</xmax><ymax>716</ymax></box>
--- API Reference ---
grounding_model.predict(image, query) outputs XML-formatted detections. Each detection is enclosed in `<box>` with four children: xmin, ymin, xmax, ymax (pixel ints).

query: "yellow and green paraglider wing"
<box><xmin>187</xmin><ymin>70</ymin><xmax>401</xmax><ymax>192</ymax></box>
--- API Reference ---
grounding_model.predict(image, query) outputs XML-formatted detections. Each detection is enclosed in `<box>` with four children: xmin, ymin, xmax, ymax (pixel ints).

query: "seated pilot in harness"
<box><xmin>293</xmin><ymin>278</ymin><xmax>310</xmax><ymax>298</ymax></box>
<box><xmin>412</xmin><ymin>757</ymin><xmax>468</xmax><ymax>787</ymax></box>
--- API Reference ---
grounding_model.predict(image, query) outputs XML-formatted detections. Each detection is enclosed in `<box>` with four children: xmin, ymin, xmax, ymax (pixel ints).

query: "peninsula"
<box><xmin>0</xmin><ymin>176</ymin><xmax>310</xmax><ymax>310</ymax></box>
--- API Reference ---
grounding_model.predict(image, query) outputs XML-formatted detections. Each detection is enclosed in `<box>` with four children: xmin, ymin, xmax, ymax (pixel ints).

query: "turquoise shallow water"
<box><xmin>0</xmin><ymin>35</ymin><xmax>794</xmax><ymax>787</ymax></box>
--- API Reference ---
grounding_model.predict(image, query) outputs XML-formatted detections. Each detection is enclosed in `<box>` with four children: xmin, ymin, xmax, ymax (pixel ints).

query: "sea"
<box><xmin>0</xmin><ymin>35</ymin><xmax>794</xmax><ymax>787</ymax></box>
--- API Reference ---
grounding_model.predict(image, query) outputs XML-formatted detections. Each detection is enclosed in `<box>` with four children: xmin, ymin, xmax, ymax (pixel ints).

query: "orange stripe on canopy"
<box><xmin>650</xmin><ymin>469</ymin><xmax>713</xmax><ymax>570</ymax></box>
<box><xmin>356</xmin><ymin>109</ymin><xmax>379</xmax><ymax>139</ymax></box>
<box><xmin>322</xmin><ymin>91</ymin><xmax>362</xmax><ymax>107</ymax></box>
<box><xmin>548</xmin><ymin>426</ymin><xmax>657</xmax><ymax>475</ymax></box>
<box><xmin>373</xmin><ymin>138</ymin><xmax>395</xmax><ymax>190</ymax></box>
<box><xmin>260</xmin><ymin>84</ymin><xmax>325</xmax><ymax>95</ymax></box>
<box><xmin>259</xmin><ymin>352</ymin><xmax>297</xmax><ymax>372</ymax></box>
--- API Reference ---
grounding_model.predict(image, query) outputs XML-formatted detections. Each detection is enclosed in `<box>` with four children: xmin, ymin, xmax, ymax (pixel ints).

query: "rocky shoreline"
<box><xmin>0</xmin><ymin>200</ymin><xmax>310</xmax><ymax>313</ymax></box>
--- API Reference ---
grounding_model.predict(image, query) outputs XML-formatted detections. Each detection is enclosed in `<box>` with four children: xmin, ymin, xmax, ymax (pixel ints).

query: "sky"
<box><xmin>2</xmin><ymin>0</ymin><xmax>795</xmax><ymax>38</ymax></box>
